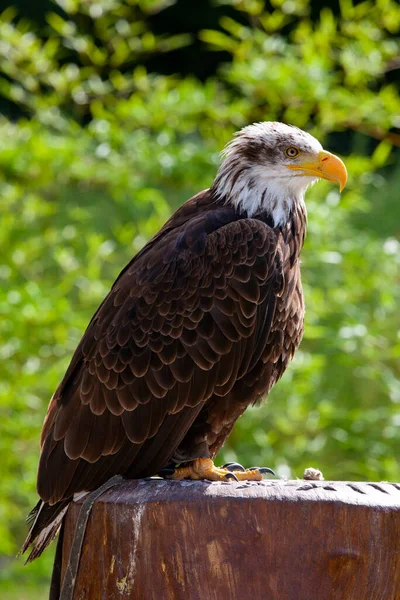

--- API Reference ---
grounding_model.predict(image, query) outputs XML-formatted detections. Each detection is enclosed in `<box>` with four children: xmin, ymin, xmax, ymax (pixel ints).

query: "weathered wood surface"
<box><xmin>61</xmin><ymin>479</ymin><xmax>400</xmax><ymax>600</ymax></box>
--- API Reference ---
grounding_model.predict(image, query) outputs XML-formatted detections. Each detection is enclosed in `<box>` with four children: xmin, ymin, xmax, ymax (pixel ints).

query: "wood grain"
<box><xmin>61</xmin><ymin>479</ymin><xmax>400</xmax><ymax>600</ymax></box>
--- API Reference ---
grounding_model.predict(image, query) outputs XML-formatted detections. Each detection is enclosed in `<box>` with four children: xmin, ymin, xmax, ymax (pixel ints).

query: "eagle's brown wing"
<box><xmin>38</xmin><ymin>194</ymin><xmax>282</xmax><ymax>505</ymax></box>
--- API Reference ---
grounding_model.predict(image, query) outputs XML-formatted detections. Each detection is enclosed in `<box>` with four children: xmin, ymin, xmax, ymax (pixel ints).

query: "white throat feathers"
<box><xmin>212</xmin><ymin>122</ymin><xmax>323</xmax><ymax>227</ymax></box>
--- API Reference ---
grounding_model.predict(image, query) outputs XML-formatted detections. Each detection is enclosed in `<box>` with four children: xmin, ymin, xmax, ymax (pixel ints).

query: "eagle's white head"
<box><xmin>212</xmin><ymin>122</ymin><xmax>347</xmax><ymax>226</ymax></box>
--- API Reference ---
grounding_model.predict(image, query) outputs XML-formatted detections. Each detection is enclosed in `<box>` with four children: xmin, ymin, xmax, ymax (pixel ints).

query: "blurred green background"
<box><xmin>0</xmin><ymin>0</ymin><xmax>399</xmax><ymax>596</ymax></box>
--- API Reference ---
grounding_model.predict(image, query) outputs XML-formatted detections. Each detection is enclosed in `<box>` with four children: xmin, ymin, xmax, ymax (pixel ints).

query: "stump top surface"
<box><xmin>74</xmin><ymin>478</ymin><xmax>400</xmax><ymax>509</ymax></box>
<box><xmin>64</xmin><ymin>478</ymin><xmax>400</xmax><ymax>600</ymax></box>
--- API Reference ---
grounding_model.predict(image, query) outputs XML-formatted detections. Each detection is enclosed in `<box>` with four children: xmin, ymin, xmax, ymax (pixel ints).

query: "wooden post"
<box><xmin>60</xmin><ymin>479</ymin><xmax>400</xmax><ymax>599</ymax></box>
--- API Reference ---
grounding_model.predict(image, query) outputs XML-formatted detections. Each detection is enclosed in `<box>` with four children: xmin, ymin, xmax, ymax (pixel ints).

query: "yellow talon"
<box><xmin>166</xmin><ymin>458</ymin><xmax>263</xmax><ymax>482</ymax></box>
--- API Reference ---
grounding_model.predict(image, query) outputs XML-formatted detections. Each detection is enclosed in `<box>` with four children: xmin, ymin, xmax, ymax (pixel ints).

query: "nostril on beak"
<box><xmin>321</xmin><ymin>157</ymin><xmax>329</xmax><ymax>163</ymax></box>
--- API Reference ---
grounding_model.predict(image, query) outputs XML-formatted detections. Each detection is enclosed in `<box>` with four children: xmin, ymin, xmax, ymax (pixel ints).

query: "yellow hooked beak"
<box><xmin>286</xmin><ymin>150</ymin><xmax>348</xmax><ymax>192</ymax></box>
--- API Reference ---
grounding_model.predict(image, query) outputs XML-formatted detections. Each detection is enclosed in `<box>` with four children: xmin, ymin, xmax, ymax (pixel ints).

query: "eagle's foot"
<box><xmin>163</xmin><ymin>458</ymin><xmax>274</xmax><ymax>482</ymax></box>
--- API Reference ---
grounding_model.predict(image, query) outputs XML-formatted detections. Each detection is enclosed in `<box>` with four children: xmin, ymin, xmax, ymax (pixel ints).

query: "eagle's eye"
<box><xmin>285</xmin><ymin>146</ymin><xmax>300</xmax><ymax>158</ymax></box>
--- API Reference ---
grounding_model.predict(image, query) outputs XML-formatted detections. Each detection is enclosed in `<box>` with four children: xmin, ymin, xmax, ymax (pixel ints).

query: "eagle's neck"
<box><xmin>211</xmin><ymin>163</ymin><xmax>309</xmax><ymax>228</ymax></box>
<box><xmin>254</xmin><ymin>197</ymin><xmax>307</xmax><ymax>265</ymax></box>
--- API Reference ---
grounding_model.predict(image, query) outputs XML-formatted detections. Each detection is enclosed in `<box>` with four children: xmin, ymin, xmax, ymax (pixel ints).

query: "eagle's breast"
<box><xmin>263</xmin><ymin>200</ymin><xmax>306</xmax><ymax>385</ymax></box>
<box><xmin>205</xmin><ymin>202</ymin><xmax>306</xmax><ymax>456</ymax></box>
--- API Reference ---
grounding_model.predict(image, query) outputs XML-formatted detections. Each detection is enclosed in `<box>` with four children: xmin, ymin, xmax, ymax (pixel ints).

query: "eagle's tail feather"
<box><xmin>20</xmin><ymin>499</ymin><xmax>70</xmax><ymax>563</ymax></box>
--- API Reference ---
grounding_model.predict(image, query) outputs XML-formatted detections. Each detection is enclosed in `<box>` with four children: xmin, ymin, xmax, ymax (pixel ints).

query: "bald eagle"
<box><xmin>22</xmin><ymin>122</ymin><xmax>347</xmax><ymax>561</ymax></box>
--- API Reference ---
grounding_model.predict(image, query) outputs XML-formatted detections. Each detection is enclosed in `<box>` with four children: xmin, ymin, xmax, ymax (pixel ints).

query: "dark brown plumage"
<box><xmin>22</xmin><ymin>122</ymin><xmax>347</xmax><ymax>562</ymax></box>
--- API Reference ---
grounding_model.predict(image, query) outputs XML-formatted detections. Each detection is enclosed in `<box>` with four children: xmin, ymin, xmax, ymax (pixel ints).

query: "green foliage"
<box><xmin>0</xmin><ymin>0</ymin><xmax>192</xmax><ymax>120</ymax></box>
<box><xmin>0</xmin><ymin>0</ymin><xmax>399</xmax><ymax>595</ymax></box>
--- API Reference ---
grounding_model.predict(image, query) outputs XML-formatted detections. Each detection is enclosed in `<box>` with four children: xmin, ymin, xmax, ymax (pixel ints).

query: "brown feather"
<box><xmin>129</xmin><ymin>348</ymin><xmax>151</xmax><ymax>377</ymax></box>
<box><xmin>63</xmin><ymin>404</ymin><xmax>95</xmax><ymax>460</ymax></box>
<box><xmin>115</xmin><ymin>385</ymin><xmax>138</xmax><ymax>411</ymax></box>
<box><xmin>103</xmin><ymin>386</ymin><xmax>125</xmax><ymax>415</ymax></box>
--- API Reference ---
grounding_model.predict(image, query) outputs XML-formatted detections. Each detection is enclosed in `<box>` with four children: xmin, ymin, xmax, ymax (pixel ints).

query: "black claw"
<box><xmin>158</xmin><ymin>468</ymin><xmax>176</xmax><ymax>476</ymax></box>
<box><xmin>249</xmin><ymin>467</ymin><xmax>276</xmax><ymax>476</ymax></box>
<box><xmin>224</xmin><ymin>472</ymin><xmax>239</xmax><ymax>481</ymax></box>
<box><xmin>223</xmin><ymin>462</ymin><xmax>246</xmax><ymax>472</ymax></box>
<box><xmin>259</xmin><ymin>467</ymin><xmax>276</xmax><ymax>476</ymax></box>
